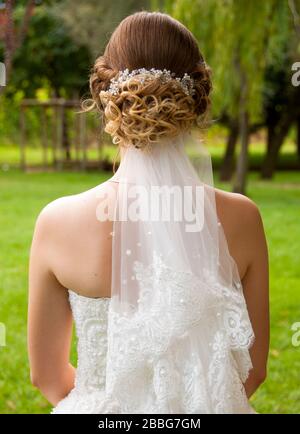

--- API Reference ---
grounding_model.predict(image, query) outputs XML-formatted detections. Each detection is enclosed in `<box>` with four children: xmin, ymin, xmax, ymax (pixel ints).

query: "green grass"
<box><xmin>0</xmin><ymin>167</ymin><xmax>300</xmax><ymax>414</ymax></box>
<box><xmin>0</xmin><ymin>144</ymin><xmax>116</xmax><ymax>168</ymax></box>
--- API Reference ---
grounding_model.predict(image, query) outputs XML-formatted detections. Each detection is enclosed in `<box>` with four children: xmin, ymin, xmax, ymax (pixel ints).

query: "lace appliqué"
<box><xmin>52</xmin><ymin>292</ymin><xmax>121</xmax><ymax>414</ymax></box>
<box><xmin>208</xmin><ymin>331</ymin><xmax>253</xmax><ymax>414</ymax></box>
<box><xmin>105</xmin><ymin>252</ymin><xmax>255</xmax><ymax>414</ymax></box>
<box><xmin>68</xmin><ymin>291</ymin><xmax>110</xmax><ymax>393</ymax></box>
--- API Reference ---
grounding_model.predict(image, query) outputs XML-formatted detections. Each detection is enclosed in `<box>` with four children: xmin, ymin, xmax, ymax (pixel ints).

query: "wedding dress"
<box><xmin>52</xmin><ymin>132</ymin><xmax>256</xmax><ymax>414</ymax></box>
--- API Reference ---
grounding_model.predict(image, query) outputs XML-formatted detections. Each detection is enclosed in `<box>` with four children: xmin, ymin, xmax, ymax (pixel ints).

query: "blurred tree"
<box><xmin>163</xmin><ymin>0</ymin><xmax>299</xmax><ymax>193</ymax></box>
<box><xmin>261</xmin><ymin>62</ymin><xmax>300</xmax><ymax>178</ymax></box>
<box><xmin>0</xmin><ymin>4</ymin><xmax>92</xmax><ymax>159</ymax></box>
<box><xmin>51</xmin><ymin>0</ymin><xmax>150</xmax><ymax>57</ymax></box>
<box><xmin>0</xmin><ymin>0</ymin><xmax>36</xmax><ymax>94</ymax></box>
<box><xmin>260</xmin><ymin>1</ymin><xmax>300</xmax><ymax>178</ymax></box>
<box><xmin>9</xmin><ymin>7</ymin><xmax>91</xmax><ymax>97</ymax></box>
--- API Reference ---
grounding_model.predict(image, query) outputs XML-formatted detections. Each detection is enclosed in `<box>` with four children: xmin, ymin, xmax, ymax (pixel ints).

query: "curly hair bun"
<box><xmin>84</xmin><ymin>12</ymin><xmax>212</xmax><ymax>150</ymax></box>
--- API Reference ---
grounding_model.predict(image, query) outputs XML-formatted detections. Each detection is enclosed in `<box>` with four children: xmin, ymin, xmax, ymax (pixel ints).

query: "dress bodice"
<box><xmin>68</xmin><ymin>290</ymin><xmax>110</xmax><ymax>393</ymax></box>
<box><xmin>51</xmin><ymin>290</ymin><xmax>118</xmax><ymax>414</ymax></box>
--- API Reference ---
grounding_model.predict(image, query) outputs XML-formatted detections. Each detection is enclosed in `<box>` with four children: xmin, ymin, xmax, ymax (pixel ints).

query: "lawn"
<box><xmin>0</xmin><ymin>166</ymin><xmax>299</xmax><ymax>414</ymax></box>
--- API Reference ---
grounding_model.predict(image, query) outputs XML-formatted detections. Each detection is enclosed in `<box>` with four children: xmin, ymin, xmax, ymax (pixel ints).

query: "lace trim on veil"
<box><xmin>104</xmin><ymin>252</ymin><xmax>254</xmax><ymax>413</ymax></box>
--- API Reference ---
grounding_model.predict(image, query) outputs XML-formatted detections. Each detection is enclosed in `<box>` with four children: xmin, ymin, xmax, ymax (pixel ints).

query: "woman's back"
<box><xmin>38</xmin><ymin>182</ymin><xmax>115</xmax><ymax>299</ymax></box>
<box><xmin>36</xmin><ymin>182</ymin><xmax>259</xmax><ymax>300</ymax></box>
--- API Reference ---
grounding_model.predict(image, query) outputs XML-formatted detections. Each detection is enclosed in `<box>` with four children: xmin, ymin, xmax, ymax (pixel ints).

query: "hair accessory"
<box><xmin>106</xmin><ymin>68</ymin><xmax>195</xmax><ymax>96</ymax></box>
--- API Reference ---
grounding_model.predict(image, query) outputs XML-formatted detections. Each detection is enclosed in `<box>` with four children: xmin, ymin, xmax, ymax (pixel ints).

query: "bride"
<box><xmin>28</xmin><ymin>11</ymin><xmax>269</xmax><ymax>414</ymax></box>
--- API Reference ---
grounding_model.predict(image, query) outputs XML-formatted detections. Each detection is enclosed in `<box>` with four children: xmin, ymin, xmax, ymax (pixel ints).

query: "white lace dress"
<box><xmin>52</xmin><ymin>287</ymin><xmax>256</xmax><ymax>414</ymax></box>
<box><xmin>52</xmin><ymin>290</ymin><xmax>118</xmax><ymax>414</ymax></box>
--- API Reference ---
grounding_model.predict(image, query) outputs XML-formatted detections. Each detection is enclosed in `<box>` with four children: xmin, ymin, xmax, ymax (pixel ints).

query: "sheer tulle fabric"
<box><xmin>52</xmin><ymin>131</ymin><xmax>255</xmax><ymax>414</ymax></box>
<box><xmin>104</xmin><ymin>132</ymin><xmax>255</xmax><ymax>413</ymax></box>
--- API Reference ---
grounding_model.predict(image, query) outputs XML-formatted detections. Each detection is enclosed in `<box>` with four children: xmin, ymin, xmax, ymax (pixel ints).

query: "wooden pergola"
<box><xmin>19</xmin><ymin>98</ymin><xmax>103</xmax><ymax>171</ymax></box>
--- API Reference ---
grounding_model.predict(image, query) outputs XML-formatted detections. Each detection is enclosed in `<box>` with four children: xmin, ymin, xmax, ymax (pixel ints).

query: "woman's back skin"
<box><xmin>28</xmin><ymin>180</ymin><xmax>269</xmax><ymax>406</ymax></box>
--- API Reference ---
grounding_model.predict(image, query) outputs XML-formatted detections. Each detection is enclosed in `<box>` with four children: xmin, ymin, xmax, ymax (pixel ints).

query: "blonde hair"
<box><xmin>83</xmin><ymin>11</ymin><xmax>212</xmax><ymax>149</ymax></box>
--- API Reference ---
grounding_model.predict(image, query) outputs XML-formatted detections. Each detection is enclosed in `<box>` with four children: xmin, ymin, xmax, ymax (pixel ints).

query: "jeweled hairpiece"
<box><xmin>106</xmin><ymin>68</ymin><xmax>195</xmax><ymax>96</ymax></box>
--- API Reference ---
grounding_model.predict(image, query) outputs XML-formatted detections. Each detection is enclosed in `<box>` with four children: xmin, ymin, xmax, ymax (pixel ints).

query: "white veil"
<box><xmin>99</xmin><ymin>130</ymin><xmax>255</xmax><ymax>414</ymax></box>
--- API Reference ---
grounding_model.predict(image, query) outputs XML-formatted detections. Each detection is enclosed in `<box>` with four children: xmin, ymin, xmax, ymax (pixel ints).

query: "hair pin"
<box><xmin>106</xmin><ymin>68</ymin><xmax>195</xmax><ymax>96</ymax></box>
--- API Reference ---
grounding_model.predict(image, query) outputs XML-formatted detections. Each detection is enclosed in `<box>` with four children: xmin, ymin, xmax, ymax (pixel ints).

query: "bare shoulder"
<box><xmin>214</xmin><ymin>188</ymin><xmax>267</xmax><ymax>272</ymax></box>
<box><xmin>214</xmin><ymin>188</ymin><xmax>263</xmax><ymax>232</ymax></box>
<box><xmin>33</xmin><ymin>181</ymin><xmax>111</xmax><ymax>238</ymax></box>
<box><xmin>34</xmin><ymin>193</ymin><xmax>82</xmax><ymax>236</ymax></box>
